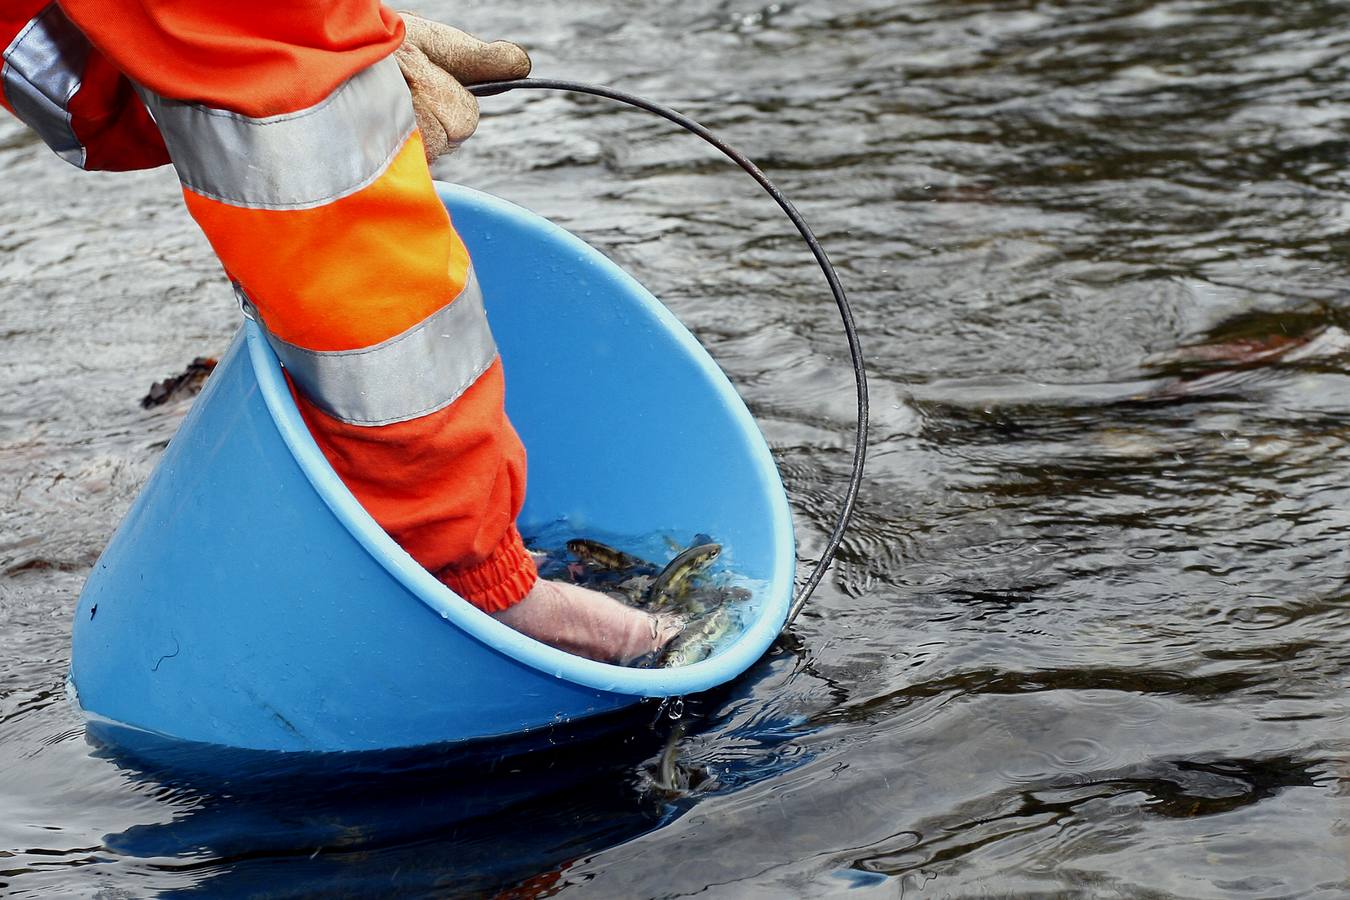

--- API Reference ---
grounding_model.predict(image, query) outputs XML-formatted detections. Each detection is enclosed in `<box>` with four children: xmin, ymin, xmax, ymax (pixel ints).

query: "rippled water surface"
<box><xmin>4</xmin><ymin>0</ymin><xmax>1350</xmax><ymax>895</ymax></box>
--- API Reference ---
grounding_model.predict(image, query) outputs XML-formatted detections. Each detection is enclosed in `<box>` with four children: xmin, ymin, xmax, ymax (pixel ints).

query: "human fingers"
<box><xmin>394</xmin><ymin>41</ymin><xmax>479</xmax><ymax>160</ymax></box>
<box><xmin>401</xmin><ymin>13</ymin><xmax>531</xmax><ymax>85</ymax></box>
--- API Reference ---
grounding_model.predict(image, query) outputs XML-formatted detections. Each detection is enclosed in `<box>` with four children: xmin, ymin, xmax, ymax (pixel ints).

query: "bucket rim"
<box><xmin>243</xmin><ymin>181</ymin><xmax>794</xmax><ymax>697</ymax></box>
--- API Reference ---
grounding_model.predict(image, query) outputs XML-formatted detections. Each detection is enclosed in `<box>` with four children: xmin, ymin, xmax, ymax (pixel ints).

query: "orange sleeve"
<box><xmin>57</xmin><ymin>0</ymin><xmax>404</xmax><ymax>116</ymax></box>
<box><xmin>52</xmin><ymin>0</ymin><xmax>538</xmax><ymax>611</ymax></box>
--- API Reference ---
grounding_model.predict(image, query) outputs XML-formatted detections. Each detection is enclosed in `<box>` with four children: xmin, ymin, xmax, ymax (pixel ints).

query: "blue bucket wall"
<box><xmin>69</xmin><ymin>183</ymin><xmax>795</xmax><ymax>754</ymax></box>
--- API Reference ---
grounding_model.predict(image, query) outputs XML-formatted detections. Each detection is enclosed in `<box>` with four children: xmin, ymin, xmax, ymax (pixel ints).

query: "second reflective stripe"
<box><xmin>1</xmin><ymin>3</ymin><xmax>88</xmax><ymax>166</ymax></box>
<box><xmin>238</xmin><ymin>268</ymin><xmax>499</xmax><ymax>427</ymax></box>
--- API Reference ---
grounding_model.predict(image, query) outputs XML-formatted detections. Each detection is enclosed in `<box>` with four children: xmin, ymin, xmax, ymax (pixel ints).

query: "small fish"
<box><xmin>655</xmin><ymin>720</ymin><xmax>687</xmax><ymax>791</ymax></box>
<box><xmin>605</xmin><ymin>573</ymin><xmax>655</xmax><ymax>607</ymax></box>
<box><xmin>713</xmin><ymin>585</ymin><xmax>752</xmax><ymax>604</ymax></box>
<box><xmin>669</xmin><ymin>583</ymin><xmax>751</xmax><ymax>621</ymax></box>
<box><xmin>647</xmin><ymin>542</ymin><xmax>721</xmax><ymax>611</ymax></box>
<box><xmin>566</xmin><ymin>539</ymin><xmax>656</xmax><ymax>574</ymax></box>
<box><xmin>527</xmin><ymin>547</ymin><xmax>575</xmax><ymax>581</ymax></box>
<box><xmin>663</xmin><ymin>532</ymin><xmax>715</xmax><ymax>553</ymax></box>
<box><xmin>661</xmin><ymin>607</ymin><xmax>734</xmax><ymax>668</ymax></box>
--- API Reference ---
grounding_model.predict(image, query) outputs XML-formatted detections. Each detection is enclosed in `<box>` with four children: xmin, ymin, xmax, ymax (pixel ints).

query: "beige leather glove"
<box><xmin>394</xmin><ymin>13</ymin><xmax>531</xmax><ymax>163</ymax></box>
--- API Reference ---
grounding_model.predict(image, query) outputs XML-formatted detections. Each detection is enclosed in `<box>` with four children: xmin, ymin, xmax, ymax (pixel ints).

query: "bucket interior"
<box><xmin>246</xmin><ymin>183</ymin><xmax>796</xmax><ymax>697</ymax></box>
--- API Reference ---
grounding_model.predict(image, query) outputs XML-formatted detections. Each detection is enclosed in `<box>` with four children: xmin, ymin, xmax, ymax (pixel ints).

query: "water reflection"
<box><xmin>848</xmin><ymin>754</ymin><xmax>1329</xmax><ymax>877</ymax></box>
<box><xmin>97</xmin><ymin>723</ymin><xmax>671</xmax><ymax>896</ymax></box>
<box><xmin>76</xmin><ymin>657</ymin><xmax>813</xmax><ymax>896</ymax></box>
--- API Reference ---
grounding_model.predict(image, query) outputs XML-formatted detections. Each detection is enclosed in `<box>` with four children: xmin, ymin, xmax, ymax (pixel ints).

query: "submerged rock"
<box><xmin>141</xmin><ymin>356</ymin><xmax>217</xmax><ymax>408</ymax></box>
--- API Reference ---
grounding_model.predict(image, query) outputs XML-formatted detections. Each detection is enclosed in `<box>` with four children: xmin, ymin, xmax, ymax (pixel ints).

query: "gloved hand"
<box><xmin>394</xmin><ymin>13</ymin><xmax>532</xmax><ymax>163</ymax></box>
<box><xmin>493</xmin><ymin>579</ymin><xmax>685</xmax><ymax>665</ymax></box>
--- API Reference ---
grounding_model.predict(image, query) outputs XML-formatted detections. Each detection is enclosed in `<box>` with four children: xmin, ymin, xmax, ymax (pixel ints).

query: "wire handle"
<box><xmin>468</xmin><ymin>78</ymin><xmax>869</xmax><ymax>629</ymax></box>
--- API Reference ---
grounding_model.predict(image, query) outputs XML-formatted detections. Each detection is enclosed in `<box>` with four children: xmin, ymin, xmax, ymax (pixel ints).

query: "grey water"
<box><xmin>3</xmin><ymin>0</ymin><xmax>1350</xmax><ymax>895</ymax></box>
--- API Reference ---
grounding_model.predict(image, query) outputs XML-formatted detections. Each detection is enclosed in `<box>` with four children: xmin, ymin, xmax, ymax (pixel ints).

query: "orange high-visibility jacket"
<box><xmin>1</xmin><ymin>0</ymin><xmax>537</xmax><ymax>611</ymax></box>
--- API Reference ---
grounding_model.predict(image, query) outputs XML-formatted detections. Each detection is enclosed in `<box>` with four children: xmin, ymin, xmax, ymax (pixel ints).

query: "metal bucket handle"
<box><xmin>469</xmin><ymin>78</ymin><xmax>869</xmax><ymax>628</ymax></box>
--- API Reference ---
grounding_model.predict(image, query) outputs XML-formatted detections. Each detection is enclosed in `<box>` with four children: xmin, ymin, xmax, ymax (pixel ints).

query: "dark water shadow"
<box><xmin>88</xmin><ymin>653</ymin><xmax>813</xmax><ymax>897</ymax></box>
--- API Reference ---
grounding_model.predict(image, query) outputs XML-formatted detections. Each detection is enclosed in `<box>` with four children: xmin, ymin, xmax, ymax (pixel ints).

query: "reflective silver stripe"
<box><xmin>1</xmin><ymin>3</ymin><xmax>88</xmax><ymax>167</ymax></box>
<box><xmin>137</xmin><ymin>56</ymin><xmax>415</xmax><ymax>211</ymax></box>
<box><xmin>236</xmin><ymin>268</ymin><xmax>499</xmax><ymax>426</ymax></box>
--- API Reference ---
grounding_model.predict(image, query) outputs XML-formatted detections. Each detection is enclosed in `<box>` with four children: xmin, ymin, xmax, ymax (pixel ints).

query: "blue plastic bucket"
<box><xmin>69</xmin><ymin>182</ymin><xmax>795</xmax><ymax>754</ymax></box>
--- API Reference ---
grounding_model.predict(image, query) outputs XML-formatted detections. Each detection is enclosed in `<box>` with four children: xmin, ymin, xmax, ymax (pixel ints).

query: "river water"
<box><xmin>3</xmin><ymin>0</ymin><xmax>1349</xmax><ymax>896</ymax></box>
